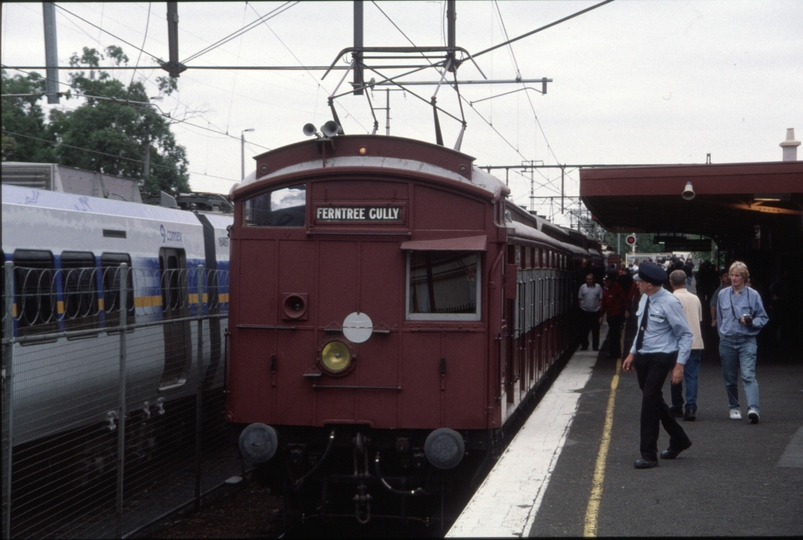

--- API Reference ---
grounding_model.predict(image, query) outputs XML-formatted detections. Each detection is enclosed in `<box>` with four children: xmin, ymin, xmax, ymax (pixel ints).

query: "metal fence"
<box><xmin>2</xmin><ymin>262</ymin><xmax>242</xmax><ymax>539</ymax></box>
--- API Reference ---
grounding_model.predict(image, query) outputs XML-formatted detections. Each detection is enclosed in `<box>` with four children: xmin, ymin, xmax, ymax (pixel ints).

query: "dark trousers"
<box><xmin>580</xmin><ymin>310</ymin><xmax>600</xmax><ymax>350</ymax></box>
<box><xmin>605</xmin><ymin>314</ymin><xmax>625</xmax><ymax>359</ymax></box>
<box><xmin>634</xmin><ymin>351</ymin><xmax>691</xmax><ymax>461</ymax></box>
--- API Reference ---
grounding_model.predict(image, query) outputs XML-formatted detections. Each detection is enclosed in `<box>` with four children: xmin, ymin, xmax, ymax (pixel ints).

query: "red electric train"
<box><xmin>226</xmin><ymin>131</ymin><xmax>597</xmax><ymax>525</ymax></box>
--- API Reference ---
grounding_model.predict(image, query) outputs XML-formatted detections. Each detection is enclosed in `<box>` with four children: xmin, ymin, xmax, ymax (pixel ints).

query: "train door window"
<box><xmin>160</xmin><ymin>249</ymin><xmax>188</xmax><ymax>315</ymax></box>
<box><xmin>13</xmin><ymin>250</ymin><xmax>57</xmax><ymax>337</ymax></box>
<box><xmin>101</xmin><ymin>253</ymin><xmax>135</xmax><ymax>328</ymax></box>
<box><xmin>61</xmin><ymin>251</ymin><xmax>100</xmax><ymax>333</ymax></box>
<box><xmin>159</xmin><ymin>248</ymin><xmax>191</xmax><ymax>390</ymax></box>
<box><xmin>406</xmin><ymin>251</ymin><xmax>481</xmax><ymax>321</ymax></box>
<box><xmin>244</xmin><ymin>184</ymin><xmax>306</xmax><ymax>227</ymax></box>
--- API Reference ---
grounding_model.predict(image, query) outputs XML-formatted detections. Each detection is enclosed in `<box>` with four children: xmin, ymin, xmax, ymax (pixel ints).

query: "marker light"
<box><xmin>321</xmin><ymin>341</ymin><xmax>352</xmax><ymax>373</ymax></box>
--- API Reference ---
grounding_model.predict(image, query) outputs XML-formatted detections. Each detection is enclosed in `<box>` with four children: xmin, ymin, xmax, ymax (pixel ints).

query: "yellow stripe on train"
<box><xmin>11</xmin><ymin>294</ymin><xmax>226</xmax><ymax>319</ymax></box>
<box><xmin>134</xmin><ymin>296</ymin><xmax>162</xmax><ymax>308</ymax></box>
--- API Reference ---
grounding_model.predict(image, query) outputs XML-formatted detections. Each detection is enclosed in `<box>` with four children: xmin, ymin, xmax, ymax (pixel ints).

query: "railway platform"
<box><xmin>448</xmin><ymin>319</ymin><xmax>803</xmax><ymax>537</ymax></box>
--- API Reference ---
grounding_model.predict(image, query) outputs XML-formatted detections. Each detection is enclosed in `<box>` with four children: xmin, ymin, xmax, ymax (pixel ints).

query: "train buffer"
<box><xmin>448</xmin><ymin>324</ymin><xmax>803</xmax><ymax>537</ymax></box>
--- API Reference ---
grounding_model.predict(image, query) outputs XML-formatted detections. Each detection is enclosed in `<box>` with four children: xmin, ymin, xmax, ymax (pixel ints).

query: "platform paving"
<box><xmin>449</xmin><ymin>315</ymin><xmax>803</xmax><ymax>537</ymax></box>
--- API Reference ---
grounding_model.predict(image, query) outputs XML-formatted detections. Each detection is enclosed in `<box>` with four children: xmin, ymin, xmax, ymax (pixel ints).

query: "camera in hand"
<box><xmin>742</xmin><ymin>314</ymin><xmax>753</xmax><ymax>326</ymax></box>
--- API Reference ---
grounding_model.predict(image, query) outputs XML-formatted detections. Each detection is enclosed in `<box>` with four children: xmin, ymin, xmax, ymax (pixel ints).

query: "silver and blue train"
<box><xmin>2</xmin><ymin>182</ymin><xmax>231</xmax><ymax>455</ymax></box>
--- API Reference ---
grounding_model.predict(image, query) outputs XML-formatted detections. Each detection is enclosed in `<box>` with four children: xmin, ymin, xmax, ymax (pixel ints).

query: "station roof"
<box><xmin>579</xmin><ymin>161</ymin><xmax>803</xmax><ymax>250</ymax></box>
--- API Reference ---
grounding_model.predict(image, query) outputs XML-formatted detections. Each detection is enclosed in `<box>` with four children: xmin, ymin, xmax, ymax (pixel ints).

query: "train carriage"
<box><xmin>2</xmin><ymin>183</ymin><xmax>231</xmax><ymax>465</ymax></box>
<box><xmin>227</xmin><ymin>134</ymin><xmax>589</xmax><ymax>524</ymax></box>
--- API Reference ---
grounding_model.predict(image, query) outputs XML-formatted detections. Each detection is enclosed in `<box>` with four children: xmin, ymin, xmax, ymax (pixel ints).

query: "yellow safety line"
<box><xmin>583</xmin><ymin>357</ymin><xmax>622</xmax><ymax>537</ymax></box>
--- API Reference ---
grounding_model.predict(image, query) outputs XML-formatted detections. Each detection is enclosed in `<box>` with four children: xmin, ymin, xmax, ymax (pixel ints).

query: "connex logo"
<box><xmin>160</xmin><ymin>224</ymin><xmax>183</xmax><ymax>243</ymax></box>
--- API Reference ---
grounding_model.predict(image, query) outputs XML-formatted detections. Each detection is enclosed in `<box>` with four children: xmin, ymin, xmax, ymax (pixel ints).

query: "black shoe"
<box><xmin>670</xmin><ymin>407</ymin><xmax>683</xmax><ymax>418</ymax></box>
<box><xmin>592</xmin><ymin>347</ymin><xmax>599</xmax><ymax>351</ymax></box>
<box><xmin>634</xmin><ymin>459</ymin><xmax>659</xmax><ymax>469</ymax></box>
<box><xmin>661</xmin><ymin>440</ymin><xmax>692</xmax><ymax>460</ymax></box>
<box><xmin>580</xmin><ymin>347</ymin><xmax>588</xmax><ymax>351</ymax></box>
<box><xmin>684</xmin><ymin>408</ymin><xmax>696</xmax><ymax>421</ymax></box>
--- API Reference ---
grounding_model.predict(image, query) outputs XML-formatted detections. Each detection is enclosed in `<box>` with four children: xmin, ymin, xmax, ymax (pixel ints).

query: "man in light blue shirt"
<box><xmin>715</xmin><ymin>261</ymin><xmax>769</xmax><ymax>424</ymax></box>
<box><xmin>623</xmin><ymin>262</ymin><xmax>694</xmax><ymax>469</ymax></box>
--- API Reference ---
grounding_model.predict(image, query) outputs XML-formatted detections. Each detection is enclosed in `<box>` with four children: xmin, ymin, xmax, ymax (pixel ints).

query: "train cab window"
<box><xmin>406</xmin><ymin>251</ymin><xmax>481</xmax><ymax>321</ymax></box>
<box><xmin>61</xmin><ymin>251</ymin><xmax>100</xmax><ymax>332</ymax></box>
<box><xmin>101</xmin><ymin>253</ymin><xmax>135</xmax><ymax>328</ymax></box>
<box><xmin>13</xmin><ymin>250</ymin><xmax>57</xmax><ymax>337</ymax></box>
<box><xmin>244</xmin><ymin>184</ymin><xmax>306</xmax><ymax>227</ymax></box>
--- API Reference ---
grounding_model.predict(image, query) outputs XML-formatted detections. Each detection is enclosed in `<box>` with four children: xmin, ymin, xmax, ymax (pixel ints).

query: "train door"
<box><xmin>159</xmin><ymin>248</ymin><xmax>192</xmax><ymax>390</ymax></box>
<box><xmin>504</xmin><ymin>245</ymin><xmax>519</xmax><ymax>406</ymax></box>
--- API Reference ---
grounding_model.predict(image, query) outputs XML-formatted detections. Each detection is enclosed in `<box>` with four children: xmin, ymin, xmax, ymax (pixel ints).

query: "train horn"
<box><xmin>303</xmin><ymin>123</ymin><xmax>320</xmax><ymax>138</ymax></box>
<box><xmin>321</xmin><ymin>120</ymin><xmax>343</xmax><ymax>138</ymax></box>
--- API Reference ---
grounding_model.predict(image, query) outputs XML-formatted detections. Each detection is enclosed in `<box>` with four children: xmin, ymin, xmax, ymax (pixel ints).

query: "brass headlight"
<box><xmin>321</xmin><ymin>341</ymin><xmax>352</xmax><ymax>373</ymax></box>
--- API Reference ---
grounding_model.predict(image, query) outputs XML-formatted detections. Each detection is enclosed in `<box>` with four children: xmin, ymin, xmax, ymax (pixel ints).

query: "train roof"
<box><xmin>235</xmin><ymin>134</ymin><xmax>510</xmax><ymax>201</ymax></box>
<box><xmin>506</xmin><ymin>221</ymin><xmax>579</xmax><ymax>253</ymax></box>
<box><xmin>2</xmin><ymin>183</ymin><xmax>231</xmax><ymax>227</ymax></box>
<box><xmin>2</xmin><ymin>161</ymin><xmax>142</xmax><ymax>203</ymax></box>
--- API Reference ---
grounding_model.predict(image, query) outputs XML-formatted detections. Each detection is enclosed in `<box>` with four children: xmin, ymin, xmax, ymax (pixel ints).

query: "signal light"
<box><xmin>626</xmin><ymin>235</ymin><xmax>637</xmax><ymax>246</ymax></box>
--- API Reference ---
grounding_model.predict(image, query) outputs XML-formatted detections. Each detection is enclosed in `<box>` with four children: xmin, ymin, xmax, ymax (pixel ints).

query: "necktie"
<box><xmin>636</xmin><ymin>298</ymin><xmax>650</xmax><ymax>351</ymax></box>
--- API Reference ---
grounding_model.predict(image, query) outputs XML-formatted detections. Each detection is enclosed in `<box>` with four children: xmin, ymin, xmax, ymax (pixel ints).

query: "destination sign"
<box><xmin>315</xmin><ymin>206</ymin><xmax>403</xmax><ymax>222</ymax></box>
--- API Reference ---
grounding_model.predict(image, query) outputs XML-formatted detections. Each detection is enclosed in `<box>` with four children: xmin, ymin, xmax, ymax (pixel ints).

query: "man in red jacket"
<box><xmin>600</xmin><ymin>272</ymin><xmax>628</xmax><ymax>359</ymax></box>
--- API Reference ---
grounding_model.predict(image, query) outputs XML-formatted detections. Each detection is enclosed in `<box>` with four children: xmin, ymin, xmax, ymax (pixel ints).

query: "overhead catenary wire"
<box><xmin>180</xmin><ymin>1</ymin><xmax>298</xmax><ymax>65</ymax></box>
<box><xmin>4</xmin><ymin>2</ymin><xmax>611</xmax><ymax>204</ymax></box>
<box><xmin>3</xmin><ymin>66</ymin><xmax>272</xmax><ymax>156</ymax></box>
<box><xmin>245</xmin><ymin>2</ymin><xmax>369</xmax><ymax>133</ymax></box>
<box><xmin>55</xmin><ymin>4</ymin><xmax>160</xmax><ymax>64</ymax></box>
<box><xmin>1</xmin><ymin>128</ymin><xmax>239</xmax><ymax>183</ymax></box>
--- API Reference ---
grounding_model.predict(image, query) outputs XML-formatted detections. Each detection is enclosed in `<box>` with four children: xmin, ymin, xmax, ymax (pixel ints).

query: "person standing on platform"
<box><xmin>600</xmin><ymin>273</ymin><xmax>627</xmax><ymax>360</ymax></box>
<box><xmin>669</xmin><ymin>269</ymin><xmax>704</xmax><ymax>421</ymax></box>
<box><xmin>708</xmin><ymin>268</ymin><xmax>731</xmax><ymax>357</ymax></box>
<box><xmin>578</xmin><ymin>273</ymin><xmax>603</xmax><ymax>351</ymax></box>
<box><xmin>715</xmin><ymin>261</ymin><xmax>769</xmax><ymax>424</ymax></box>
<box><xmin>710</xmin><ymin>268</ymin><xmax>731</xmax><ymax>324</ymax></box>
<box><xmin>623</xmin><ymin>262</ymin><xmax>693</xmax><ymax>469</ymax></box>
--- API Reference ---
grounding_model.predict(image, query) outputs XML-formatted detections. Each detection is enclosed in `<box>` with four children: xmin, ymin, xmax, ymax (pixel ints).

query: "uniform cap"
<box><xmin>633</xmin><ymin>261</ymin><xmax>667</xmax><ymax>285</ymax></box>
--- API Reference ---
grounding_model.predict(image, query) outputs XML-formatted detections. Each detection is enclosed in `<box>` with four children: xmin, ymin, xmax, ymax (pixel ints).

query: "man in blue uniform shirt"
<box><xmin>623</xmin><ymin>262</ymin><xmax>694</xmax><ymax>469</ymax></box>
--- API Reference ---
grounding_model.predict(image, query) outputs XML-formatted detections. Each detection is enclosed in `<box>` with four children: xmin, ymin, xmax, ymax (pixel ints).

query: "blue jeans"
<box><xmin>671</xmin><ymin>350</ymin><xmax>702</xmax><ymax>411</ymax></box>
<box><xmin>719</xmin><ymin>335</ymin><xmax>759</xmax><ymax>413</ymax></box>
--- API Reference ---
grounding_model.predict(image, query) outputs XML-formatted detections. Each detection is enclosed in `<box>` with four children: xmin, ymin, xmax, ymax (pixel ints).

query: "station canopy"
<box><xmin>579</xmin><ymin>161</ymin><xmax>803</xmax><ymax>251</ymax></box>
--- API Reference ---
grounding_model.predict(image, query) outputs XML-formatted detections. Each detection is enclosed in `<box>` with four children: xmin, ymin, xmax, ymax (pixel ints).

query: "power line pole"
<box><xmin>42</xmin><ymin>2</ymin><xmax>60</xmax><ymax>104</ymax></box>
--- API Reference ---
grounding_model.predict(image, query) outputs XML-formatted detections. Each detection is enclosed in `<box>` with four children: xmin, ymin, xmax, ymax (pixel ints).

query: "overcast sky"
<box><xmin>3</xmin><ymin>1</ymin><xmax>801</xmax><ymax>224</ymax></box>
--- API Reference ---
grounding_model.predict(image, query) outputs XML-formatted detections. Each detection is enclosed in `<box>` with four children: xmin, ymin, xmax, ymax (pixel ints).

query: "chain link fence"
<box><xmin>2</xmin><ymin>262</ymin><xmax>243</xmax><ymax>539</ymax></box>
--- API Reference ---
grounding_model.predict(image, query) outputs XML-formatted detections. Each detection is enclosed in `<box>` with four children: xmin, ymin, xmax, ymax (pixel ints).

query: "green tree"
<box><xmin>1</xmin><ymin>69</ymin><xmax>56</xmax><ymax>162</ymax></box>
<box><xmin>47</xmin><ymin>46</ymin><xmax>189</xmax><ymax>193</ymax></box>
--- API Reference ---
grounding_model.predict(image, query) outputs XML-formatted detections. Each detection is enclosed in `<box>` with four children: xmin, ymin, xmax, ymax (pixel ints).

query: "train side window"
<box><xmin>406</xmin><ymin>251</ymin><xmax>481</xmax><ymax>321</ymax></box>
<box><xmin>62</xmin><ymin>251</ymin><xmax>100</xmax><ymax>333</ymax></box>
<box><xmin>101</xmin><ymin>253</ymin><xmax>135</xmax><ymax>328</ymax></box>
<box><xmin>13</xmin><ymin>250</ymin><xmax>57</xmax><ymax>337</ymax></box>
<box><xmin>244</xmin><ymin>184</ymin><xmax>306</xmax><ymax>227</ymax></box>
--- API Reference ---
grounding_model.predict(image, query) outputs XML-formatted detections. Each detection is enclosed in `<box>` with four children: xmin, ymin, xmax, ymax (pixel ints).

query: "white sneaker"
<box><xmin>748</xmin><ymin>408</ymin><xmax>760</xmax><ymax>424</ymax></box>
<box><xmin>729</xmin><ymin>409</ymin><xmax>742</xmax><ymax>420</ymax></box>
